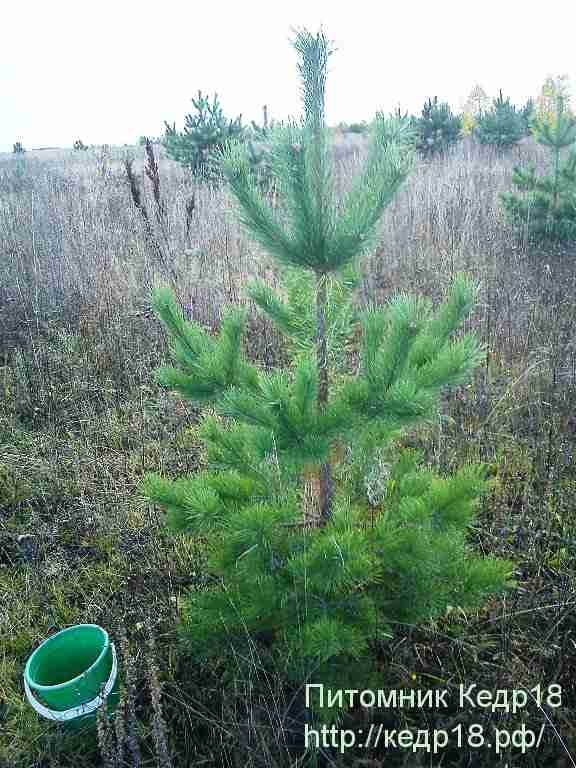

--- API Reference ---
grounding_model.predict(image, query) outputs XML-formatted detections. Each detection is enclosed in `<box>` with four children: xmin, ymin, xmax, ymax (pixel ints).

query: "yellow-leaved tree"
<box><xmin>535</xmin><ymin>75</ymin><xmax>573</xmax><ymax>129</ymax></box>
<box><xmin>461</xmin><ymin>85</ymin><xmax>490</xmax><ymax>136</ymax></box>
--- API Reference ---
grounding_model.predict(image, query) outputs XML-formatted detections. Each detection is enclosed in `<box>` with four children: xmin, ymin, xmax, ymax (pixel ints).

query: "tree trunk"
<box><xmin>316</xmin><ymin>271</ymin><xmax>333</xmax><ymax>523</ymax></box>
<box><xmin>302</xmin><ymin>464</ymin><xmax>322</xmax><ymax>526</ymax></box>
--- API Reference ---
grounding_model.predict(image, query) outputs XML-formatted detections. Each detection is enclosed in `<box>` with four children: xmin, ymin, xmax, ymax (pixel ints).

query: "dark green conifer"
<box><xmin>163</xmin><ymin>91</ymin><xmax>243</xmax><ymax>181</ymax></box>
<box><xmin>246</xmin><ymin>106</ymin><xmax>288</xmax><ymax>192</ymax></box>
<box><xmin>413</xmin><ymin>97</ymin><xmax>461</xmax><ymax>157</ymax></box>
<box><xmin>476</xmin><ymin>90</ymin><xmax>525</xmax><ymax>149</ymax></box>
<box><xmin>520</xmin><ymin>98</ymin><xmax>535</xmax><ymax>135</ymax></box>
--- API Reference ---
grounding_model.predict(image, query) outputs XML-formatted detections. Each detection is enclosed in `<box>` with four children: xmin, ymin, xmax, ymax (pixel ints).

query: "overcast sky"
<box><xmin>2</xmin><ymin>0</ymin><xmax>575</xmax><ymax>151</ymax></box>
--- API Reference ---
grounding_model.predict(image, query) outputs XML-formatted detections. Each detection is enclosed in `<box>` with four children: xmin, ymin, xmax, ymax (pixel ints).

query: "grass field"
<box><xmin>1</xmin><ymin>135</ymin><xmax>576</xmax><ymax>767</ymax></box>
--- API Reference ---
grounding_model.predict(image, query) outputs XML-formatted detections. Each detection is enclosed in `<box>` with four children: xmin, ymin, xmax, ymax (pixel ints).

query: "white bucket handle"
<box><xmin>24</xmin><ymin>642</ymin><xmax>118</xmax><ymax>722</ymax></box>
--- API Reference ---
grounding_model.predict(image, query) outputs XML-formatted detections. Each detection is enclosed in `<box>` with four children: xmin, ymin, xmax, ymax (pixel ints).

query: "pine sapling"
<box><xmin>476</xmin><ymin>90</ymin><xmax>524</xmax><ymax>149</ymax></box>
<box><xmin>413</xmin><ymin>96</ymin><xmax>462</xmax><ymax>157</ymax></box>
<box><xmin>139</xmin><ymin>27</ymin><xmax>513</xmax><ymax>711</ymax></box>
<box><xmin>502</xmin><ymin>94</ymin><xmax>576</xmax><ymax>242</ymax></box>
<box><xmin>163</xmin><ymin>91</ymin><xmax>243</xmax><ymax>181</ymax></box>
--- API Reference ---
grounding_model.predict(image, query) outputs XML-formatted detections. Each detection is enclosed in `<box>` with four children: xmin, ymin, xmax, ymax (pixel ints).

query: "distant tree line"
<box><xmin>162</xmin><ymin>77</ymin><xmax>573</xmax><ymax>177</ymax></box>
<box><xmin>11</xmin><ymin>74</ymin><xmax>573</xmax><ymax>244</ymax></box>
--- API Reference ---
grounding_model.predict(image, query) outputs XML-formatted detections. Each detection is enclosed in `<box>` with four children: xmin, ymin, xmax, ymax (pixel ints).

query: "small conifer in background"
<box><xmin>163</xmin><ymin>90</ymin><xmax>243</xmax><ymax>181</ymax></box>
<box><xmin>520</xmin><ymin>98</ymin><xmax>535</xmax><ymax>135</ymax></box>
<box><xmin>476</xmin><ymin>90</ymin><xmax>525</xmax><ymax>149</ymax></box>
<box><xmin>502</xmin><ymin>95</ymin><xmax>576</xmax><ymax>242</ymax></box>
<box><xmin>413</xmin><ymin>96</ymin><xmax>462</xmax><ymax>157</ymax></box>
<box><xmin>140</xmin><ymin>27</ymin><xmax>512</xmax><ymax>709</ymax></box>
<box><xmin>245</xmin><ymin>105</ymin><xmax>277</xmax><ymax>192</ymax></box>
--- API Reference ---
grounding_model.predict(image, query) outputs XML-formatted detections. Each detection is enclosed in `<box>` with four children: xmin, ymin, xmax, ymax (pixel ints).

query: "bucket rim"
<box><xmin>24</xmin><ymin>624</ymin><xmax>110</xmax><ymax>693</ymax></box>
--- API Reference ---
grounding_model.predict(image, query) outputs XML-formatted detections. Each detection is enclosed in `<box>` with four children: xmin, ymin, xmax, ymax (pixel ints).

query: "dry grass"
<box><xmin>1</xmin><ymin>135</ymin><xmax>576</xmax><ymax>767</ymax></box>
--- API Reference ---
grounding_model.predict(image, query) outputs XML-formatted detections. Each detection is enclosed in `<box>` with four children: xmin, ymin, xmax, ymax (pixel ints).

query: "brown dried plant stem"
<box><xmin>124</xmin><ymin>155</ymin><xmax>180</xmax><ymax>294</ymax></box>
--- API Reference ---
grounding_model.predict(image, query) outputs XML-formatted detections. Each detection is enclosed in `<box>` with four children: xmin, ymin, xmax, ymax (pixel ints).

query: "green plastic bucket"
<box><xmin>24</xmin><ymin>624</ymin><xmax>119</xmax><ymax>727</ymax></box>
